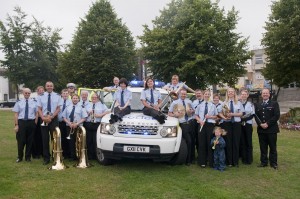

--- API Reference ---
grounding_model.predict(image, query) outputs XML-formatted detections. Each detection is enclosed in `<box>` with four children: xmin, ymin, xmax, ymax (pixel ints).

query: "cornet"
<box><xmin>66</xmin><ymin>120</ymin><xmax>77</xmax><ymax>140</ymax></box>
<box><xmin>41</xmin><ymin>112</ymin><xmax>52</xmax><ymax>126</ymax></box>
<box><xmin>212</xmin><ymin>137</ymin><xmax>219</xmax><ymax>150</ymax></box>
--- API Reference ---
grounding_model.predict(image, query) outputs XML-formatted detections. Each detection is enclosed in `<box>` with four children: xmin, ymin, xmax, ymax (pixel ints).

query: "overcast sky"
<box><xmin>0</xmin><ymin>0</ymin><xmax>273</xmax><ymax>50</ymax></box>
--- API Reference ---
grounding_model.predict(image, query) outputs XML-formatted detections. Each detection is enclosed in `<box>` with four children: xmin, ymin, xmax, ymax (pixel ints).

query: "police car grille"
<box><xmin>118</xmin><ymin>125</ymin><xmax>158</xmax><ymax>135</ymax></box>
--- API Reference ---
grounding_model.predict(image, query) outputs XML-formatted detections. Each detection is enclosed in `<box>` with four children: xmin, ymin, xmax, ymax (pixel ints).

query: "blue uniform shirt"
<box><xmin>140</xmin><ymin>88</ymin><xmax>162</xmax><ymax>107</ymax></box>
<box><xmin>169</xmin><ymin>98</ymin><xmax>194</xmax><ymax>123</ymax></box>
<box><xmin>195</xmin><ymin>101</ymin><xmax>218</xmax><ymax>123</ymax></box>
<box><xmin>165</xmin><ymin>82</ymin><xmax>188</xmax><ymax>91</ymax></box>
<box><xmin>62</xmin><ymin>103</ymin><xmax>88</xmax><ymax>126</ymax></box>
<box><xmin>242</xmin><ymin>101</ymin><xmax>255</xmax><ymax>124</ymax></box>
<box><xmin>12</xmin><ymin>98</ymin><xmax>38</xmax><ymax>120</ymax></box>
<box><xmin>78</xmin><ymin>100</ymin><xmax>91</xmax><ymax>109</ymax></box>
<box><xmin>37</xmin><ymin>92</ymin><xmax>61</xmax><ymax>116</ymax></box>
<box><xmin>86</xmin><ymin>102</ymin><xmax>109</xmax><ymax>123</ymax></box>
<box><xmin>114</xmin><ymin>88</ymin><xmax>132</xmax><ymax>106</ymax></box>
<box><xmin>219</xmin><ymin>100</ymin><xmax>245</xmax><ymax>122</ymax></box>
<box><xmin>58</xmin><ymin>98</ymin><xmax>72</xmax><ymax>122</ymax></box>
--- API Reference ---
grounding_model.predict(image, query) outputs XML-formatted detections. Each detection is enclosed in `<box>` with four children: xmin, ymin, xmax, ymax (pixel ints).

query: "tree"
<box><xmin>58</xmin><ymin>0</ymin><xmax>136</xmax><ymax>88</ymax></box>
<box><xmin>139</xmin><ymin>0</ymin><xmax>251</xmax><ymax>89</ymax></box>
<box><xmin>0</xmin><ymin>7</ymin><xmax>61</xmax><ymax>93</ymax></box>
<box><xmin>261</xmin><ymin>0</ymin><xmax>300</xmax><ymax>88</ymax></box>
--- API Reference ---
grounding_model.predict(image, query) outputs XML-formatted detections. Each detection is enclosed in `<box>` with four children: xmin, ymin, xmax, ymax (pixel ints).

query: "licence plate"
<box><xmin>123</xmin><ymin>146</ymin><xmax>150</xmax><ymax>153</ymax></box>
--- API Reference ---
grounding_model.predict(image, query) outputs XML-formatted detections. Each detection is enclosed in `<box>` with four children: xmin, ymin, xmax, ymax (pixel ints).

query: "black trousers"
<box><xmin>197</xmin><ymin>122</ymin><xmax>214</xmax><ymax>167</ymax></box>
<box><xmin>59</xmin><ymin>121</ymin><xmax>69</xmax><ymax>159</ymax></box>
<box><xmin>258</xmin><ymin>133</ymin><xmax>277</xmax><ymax>166</ymax></box>
<box><xmin>85</xmin><ymin>122</ymin><xmax>100</xmax><ymax>160</ymax></box>
<box><xmin>41</xmin><ymin>117</ymin><xmax>58</xmax><ymax>162</ymax></box>
<box><xmin>222</xmin><ymin>122</ymin><xmax>241</xmax><ymax>166</ymax></box>
<box><xmin>66</xmin><ymin>126</ymin><xmax>78</xmax><ymax>160</ymax></box>
<box><xmin>17</xmin><ymin>120</ymin><xmax>35</xmax><ymax>160</ymax></box>
<box><xmin>31</xmin><ymin>117</ymin><xmax>43</xmax><ymax>158</ymax></box>
<box><xmin>114</xmin><ymin>106</ymin><xmax>131</xmax><ymax>118</ymax></box>
<box><xmin>240</xmin><ymin>123</ymin><xmax>253</xmax><ymax>164</ymax></box>
<box><xmin>180</xmin><ymin>122</ymin><xmax>193</xmax><ymax>164</ymax></box>
<box><xmin>191</xmin><ymin>119</ymin><xmax>199</xmax><ymax>161</ymax></box>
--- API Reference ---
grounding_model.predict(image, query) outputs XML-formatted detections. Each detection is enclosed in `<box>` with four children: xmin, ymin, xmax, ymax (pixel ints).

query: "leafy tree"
<box><xmin>58</xmin><ymin>0</ymin><xmax>136</xmax><ymax>88</ymax></box>
<box><xmin>261</xmin><ymin>0</ymin><xmax>300</xmax><ymax>88</ymax></box>
<box><xmin>0</xmin><ymin>7</ymin><xmax>61</xmax><ymax>93</ymax></box>
<box><xmin>140</xmin><ymin>0</ymin><xmax>251</xmax><ymax>89</ymax></box>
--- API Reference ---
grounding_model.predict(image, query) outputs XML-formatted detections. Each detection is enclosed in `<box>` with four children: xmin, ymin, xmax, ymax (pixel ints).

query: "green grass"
<box><xmin>0</xmin><ymin>110</ymin><xmax>299</xmax><ymax>199</ymax></box>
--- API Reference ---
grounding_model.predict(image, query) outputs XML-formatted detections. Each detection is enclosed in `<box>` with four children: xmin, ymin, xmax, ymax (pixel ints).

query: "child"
<box><xmin>211</xmin><ymin>127</ymin><xmax>226</xmax><ymax>171</ymax></box>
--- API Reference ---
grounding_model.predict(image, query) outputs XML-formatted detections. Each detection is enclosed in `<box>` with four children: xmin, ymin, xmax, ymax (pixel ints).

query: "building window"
<box><xmin>255</xmin><ymin>54</ymin><xmax>263</xmax><ymax>64</ymax></box>
<box><xmin>255</xmin><ymin>71</ymin><xmax>263</xmax><ymax>80</ymax></box>
<box><xmin>284</xmin><ymin>82</ymin><xmax>300</xmax><ymax>88</ymax></box>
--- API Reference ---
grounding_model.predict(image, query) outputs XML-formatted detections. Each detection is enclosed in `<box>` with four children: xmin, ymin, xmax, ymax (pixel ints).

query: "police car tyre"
<box><xmin>96</xmin><ymin>148</ymin><xmax>113</xmax><ymax>166</ymax></box>
<box><xmin>169</xmin><ymin>138</ymin><xmax>188</xmax><ymax>165</ymax></box>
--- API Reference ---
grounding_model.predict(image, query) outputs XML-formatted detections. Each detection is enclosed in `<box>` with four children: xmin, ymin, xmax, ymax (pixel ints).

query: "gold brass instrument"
<box><xmin>241</xmin><ymin>112</ymin><xmax>253</xmax><ymax>126</ymax></box>
<box><xmin>66</xmin><ymin>120</ymin><xmax>77</xmax><ymax>140</ymax></box>
<box><xmin>169</xmin><ymin>82</ymin><xmax>186</xmax><ymax>100</ymax></box>
<box><xmin>41</xmin><ymin>112</ymin><xmax>51</xmax><ymax>126</ymax></box>
<box><xmin>212</xmin><ymin>137</ymin><xmax>219</xmax><ymax>150</ymax></box>
<box><xmin>173</xmin><ymin>104</ymin><xmax>185</xmax><ymax>119</ymax></box>
<box><xmin>222</xmin><ymin>103</ymin><xmax>231</xmax><ymax>120</ymax></box>
<box><xmin>49</xmin><ymin>127</ymin><xmax>67</xmax><ymax>170</ymax></box>
<box><xmin>75</xmin><ymin>126</ymin><xmax>91</xmax><ymax>168</ymax></box>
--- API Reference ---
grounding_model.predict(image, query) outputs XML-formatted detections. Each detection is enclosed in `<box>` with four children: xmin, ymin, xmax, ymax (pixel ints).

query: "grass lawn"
<box><xmin>0</xmin><ymin>110</ymin><xmax>299</xmax><ymax>199</ymax></box>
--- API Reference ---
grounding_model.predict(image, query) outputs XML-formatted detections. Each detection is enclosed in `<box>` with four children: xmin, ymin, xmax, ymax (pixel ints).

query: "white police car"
<box><xmin>96</xmin><ymin>82</ymin><xmax>187</xmax><ymax>165</ymax></box>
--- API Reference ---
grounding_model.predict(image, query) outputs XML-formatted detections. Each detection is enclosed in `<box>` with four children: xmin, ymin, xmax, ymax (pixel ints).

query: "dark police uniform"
<box><xmin>254</xmin><ymin>100</ymin><xmax>280</xmax><ymax>168</ymax></box>
<box><xmin>12</xmin><ymin>98</ymin><xmax>37</xmax><ymax>161</ymax></box>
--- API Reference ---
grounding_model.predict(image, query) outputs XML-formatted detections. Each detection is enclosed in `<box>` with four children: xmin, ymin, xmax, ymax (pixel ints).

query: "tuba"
<box><xmin>75</xmin><ymin>126</ymin><xmax>91</xmax><ymax>168</ymax></box>
<box><xmin>169</xmin><ymin>82</ymin><xmax>186</xmax><ymax>100</ymax></box>
<box><xmin>49</xmin><ymin>127</ymin><xmax>67</xmax><ymax>170</ymax></box>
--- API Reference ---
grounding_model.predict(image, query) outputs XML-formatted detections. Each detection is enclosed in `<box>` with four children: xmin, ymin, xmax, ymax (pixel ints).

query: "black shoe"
<box><xmin>271</xmin><ymin>165</ymin><xmax>278</xmax><ymax>170</ymax></box>
<box><xmin>25</xmin><ymin>158</ymin><xmax>31</xmax><ymax>162</ymax></box>
<box><xmin>257</xmin><ymin>164</ymin><xmax>268</xmax><ymax>168</ymax></box>
<box><xmin>185</xmin><ymin>163</ymin><xmax>191</xmax><ymax>166</ymax></box>
<box><xmin>16</xmin><ymin>158</ymin><xmax>22</xmax><ymax>163</ymax></box>
<box><xmin>43</xmin><ymin>160</ymin><xmax>50</xmax><ymax>165</ymax></box>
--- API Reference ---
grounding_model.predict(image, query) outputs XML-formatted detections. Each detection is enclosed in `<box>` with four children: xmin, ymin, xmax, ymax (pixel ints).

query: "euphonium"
<box><xmin>169</xmin><ymin>82</ymin><xmax>186</xmax><ymax>100</ymax></box>
<box><xmin>49</xmin><ymin>127</ymin><xmax>67</xmax><ymax>170</ymax></box>
<box><xmin>75</xmin><ymin>126</ymin><xmax>91</xmax><ymax>168</ymax></box>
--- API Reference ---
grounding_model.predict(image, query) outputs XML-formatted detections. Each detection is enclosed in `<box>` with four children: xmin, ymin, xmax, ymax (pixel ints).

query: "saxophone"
<box><xmin>49</xmin><ymin>127</ymin><xmax>67</xmax><ymax>170</ymax></box>
<box><xmin>75</xmin><ymin>126</ymin><xmax>91</xmax><ymax>168</ymax></box>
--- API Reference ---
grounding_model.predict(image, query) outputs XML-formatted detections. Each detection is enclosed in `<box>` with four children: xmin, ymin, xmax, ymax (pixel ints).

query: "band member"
<box><xmin>163</xmin><ymin>75</ymin><xmax>195</xmax><ymax>93</ymax></box>
<box><xmin>85</xmin><ymin>93</ymin><xmax>110</xmax><ymax>160</ymax></box>
<box><xmin>213</xmin><ymin>93</ymin><xmax>223</xmax><ymax>126</ymax></box>
<box><xmin>168</xmin><ymin>89</ymin><xmax>195</xmax><ymax>166</ymax></box>
<box><xmin>67</xmin><ymin>83</ymin><xmax>76</xmax><ymax>98</ymax></box>
<box><xmin>62</xmin><ymin>94</ymin><xmax>88</xmax><ymax>160</ymax></box>
<box><xmin>37</xmin><ymin>81</ymin><xmax>61</xmax><ymax>165</ymax></box>
<box><xmin>195</xmin><ymin>90</ymin><xmax>218</xmax><ymax>168</ymax></box>
<box><xmin>240</xmin><ymin>89</ymin><xmax>255</xmax><ymax>165</ymax></box>
<box><xmin>110</xmin><ymin>78</ymin><xmax>132</xmax><ymax>124</ymax></box>
<box><xmin>103</xmin><ymin>76</ymin><xmax>120</xmax><ymax>92</ymax></box>
<box><xmin>254</xmin><ymin>88</ymin><xmax>280</xmax><ymax>170</ymax></box>
<box><xmin>31</xmin><ymin>85</ymin><xmax>44</xmax><ymax>159</ymax></box>
<box><xmin>13</xmin><ymin>88</ymin><xmax>38</xmax><ymax>162</ymax></box>
<box><xmin>79</xmin><ymin>90</ymin><xmax>91</xmax><ymax>109</ymax></box>
<box><xmin>58</xmin><ymin>89</ymin><xmax>72</xmax><ymax>159</ymax></box>
<box><xmin>191</xmin><ymin>89</ymin><xmax>204</xmax><ymax>159</ymax></box>
<box><xmin>218</xmin><ymin>88</ymin><xmax>244</xmax><ymax>167</ymax></box>
<box><xmin>140</xmin><ymin>77</ymin><xmax>166</xmax><ymax>124</ymax></box>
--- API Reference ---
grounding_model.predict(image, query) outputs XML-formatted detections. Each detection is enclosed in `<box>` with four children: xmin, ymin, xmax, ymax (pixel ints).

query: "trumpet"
<box><xmin>66</xmin><ymin>120</ymin><xmax>77</xmax><ymax>140</ymax></box>
<box><xmin>212</xmin><ymin>137</ymin><xmax>219</xmax><ymax>150</ymax></box>
<box><xmin>41</xmin><ymin>112</ymin><xmax>52</xmax><ymax>126</ymax></box>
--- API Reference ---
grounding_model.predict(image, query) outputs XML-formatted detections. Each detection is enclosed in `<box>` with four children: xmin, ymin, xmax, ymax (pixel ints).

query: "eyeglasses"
<box><xmin>24</xmin><ymin>92</ymin><xmax>31</xmax><ymax>94</ymax></box>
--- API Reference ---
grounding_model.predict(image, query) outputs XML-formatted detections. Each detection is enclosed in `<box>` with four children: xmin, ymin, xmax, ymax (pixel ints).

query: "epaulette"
<box><xmin>33</xmin><ymin>99</ymin><xmax>37</xmax><ymax>102</ymax></box>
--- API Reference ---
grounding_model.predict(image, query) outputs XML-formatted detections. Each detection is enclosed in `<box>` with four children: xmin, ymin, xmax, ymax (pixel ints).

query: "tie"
<box><xmin>230</xmin><ymin>100</ymin><xmax>234</xmax><ymax>122</ymax></box>
<box><xmin>121</xmin><ymin>90</ymin><xmax>125</xmax><ymax>107</ymax></box>
<box><xmin>182</xmin><ymin>100</ymin><xmax>188</xmax><ymax>121</ymax></box>
<box><xmin>150</xmin><ymin>89</ymin><xmax>154</xmax><ymax>104</ymax></box>
<box><xmin>199</xmin><ymin>100</ymin><xmax>202</xmax><ymax>104</ymax></box>
<box><xmin>204</xmin><ymin>102</ymin><xmax>208</xmax><ymax>117</ymax></box>
<box><xmin>262</xmin><ymin>101</ymin><xmax>267</xmax><ymax>107</ymax></box>
<box><xmin>24</xmin><ymin>99</ymin><xmax>29</xmax><ymax>120</ymax></box>
<box><xmin>82</xmin><ymin>101</ymin><xmax>85</xmax><ymax>108</ymax></box>
<box><xmin>243</xmin><ymin>102</ymin><xmax>246</xmax><ymax>108</ymax></box>
<box><xmin>62</xmin><ymin>99</ymin><xmax>66</xmax><ymax>112</ymax></box>
<box><xmin>93</xmin><ymin>103</ymin><xmax>95</xmax><ymax>110</ymax></box>
<box><xmin>47</xmin><ymin>93</ymin><xmax>51</xmax><ymax>112</ymax></box>
<box><xmin>69</xmin><ymin>105</ymin><xmax>75</xmax><ymax>122</ymax></box>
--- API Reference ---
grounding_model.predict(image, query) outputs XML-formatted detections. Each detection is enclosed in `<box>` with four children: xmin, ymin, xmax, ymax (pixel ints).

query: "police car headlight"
<box><xmin>100</xmin><ymin>123</ymin><xmax>116</xmax><ymax>135</ymax></box>
<box><xmin>160</xmin><ymin>126</ymin><xmax>177</xmax><ymax>137</ymax></box>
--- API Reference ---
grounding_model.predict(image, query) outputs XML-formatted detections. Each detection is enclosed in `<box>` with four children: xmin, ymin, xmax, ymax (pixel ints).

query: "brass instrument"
<box><xmin>212</xmin><ymin>137</ymin><xmax>219</xmax><ymax>150</ymax></box>
<box><xmin>75</xmin><ymin>126</ymin><xmax>91</xmax><ymax>168</ymax></box>
<box><xmin>169</xmin><ymin>82</ymin><xmax>186</xmax><ymax>100</ymax></box>
<box><xmin>173</xmin><ymin>104</ymin><xmax>185</xmax><ymax>119</ymax></box>
<box><xmin>66</xmin><ymin>120</ymin><xmax>77</xmax><ymax>140</ymax></box>
<box><xmin>241</xmin><ymin>112</ymin><xmax>253</xmax><ymax>126</ymax></box>
<box><xmin>49</xmin><ymin>127</ymin><xmax>67</xmax><ymax>170</ymax></box>
<box><xmin>222</xmin><ymin>103</ymin><xmax>231</xmax><ymax>120</ymax></box>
